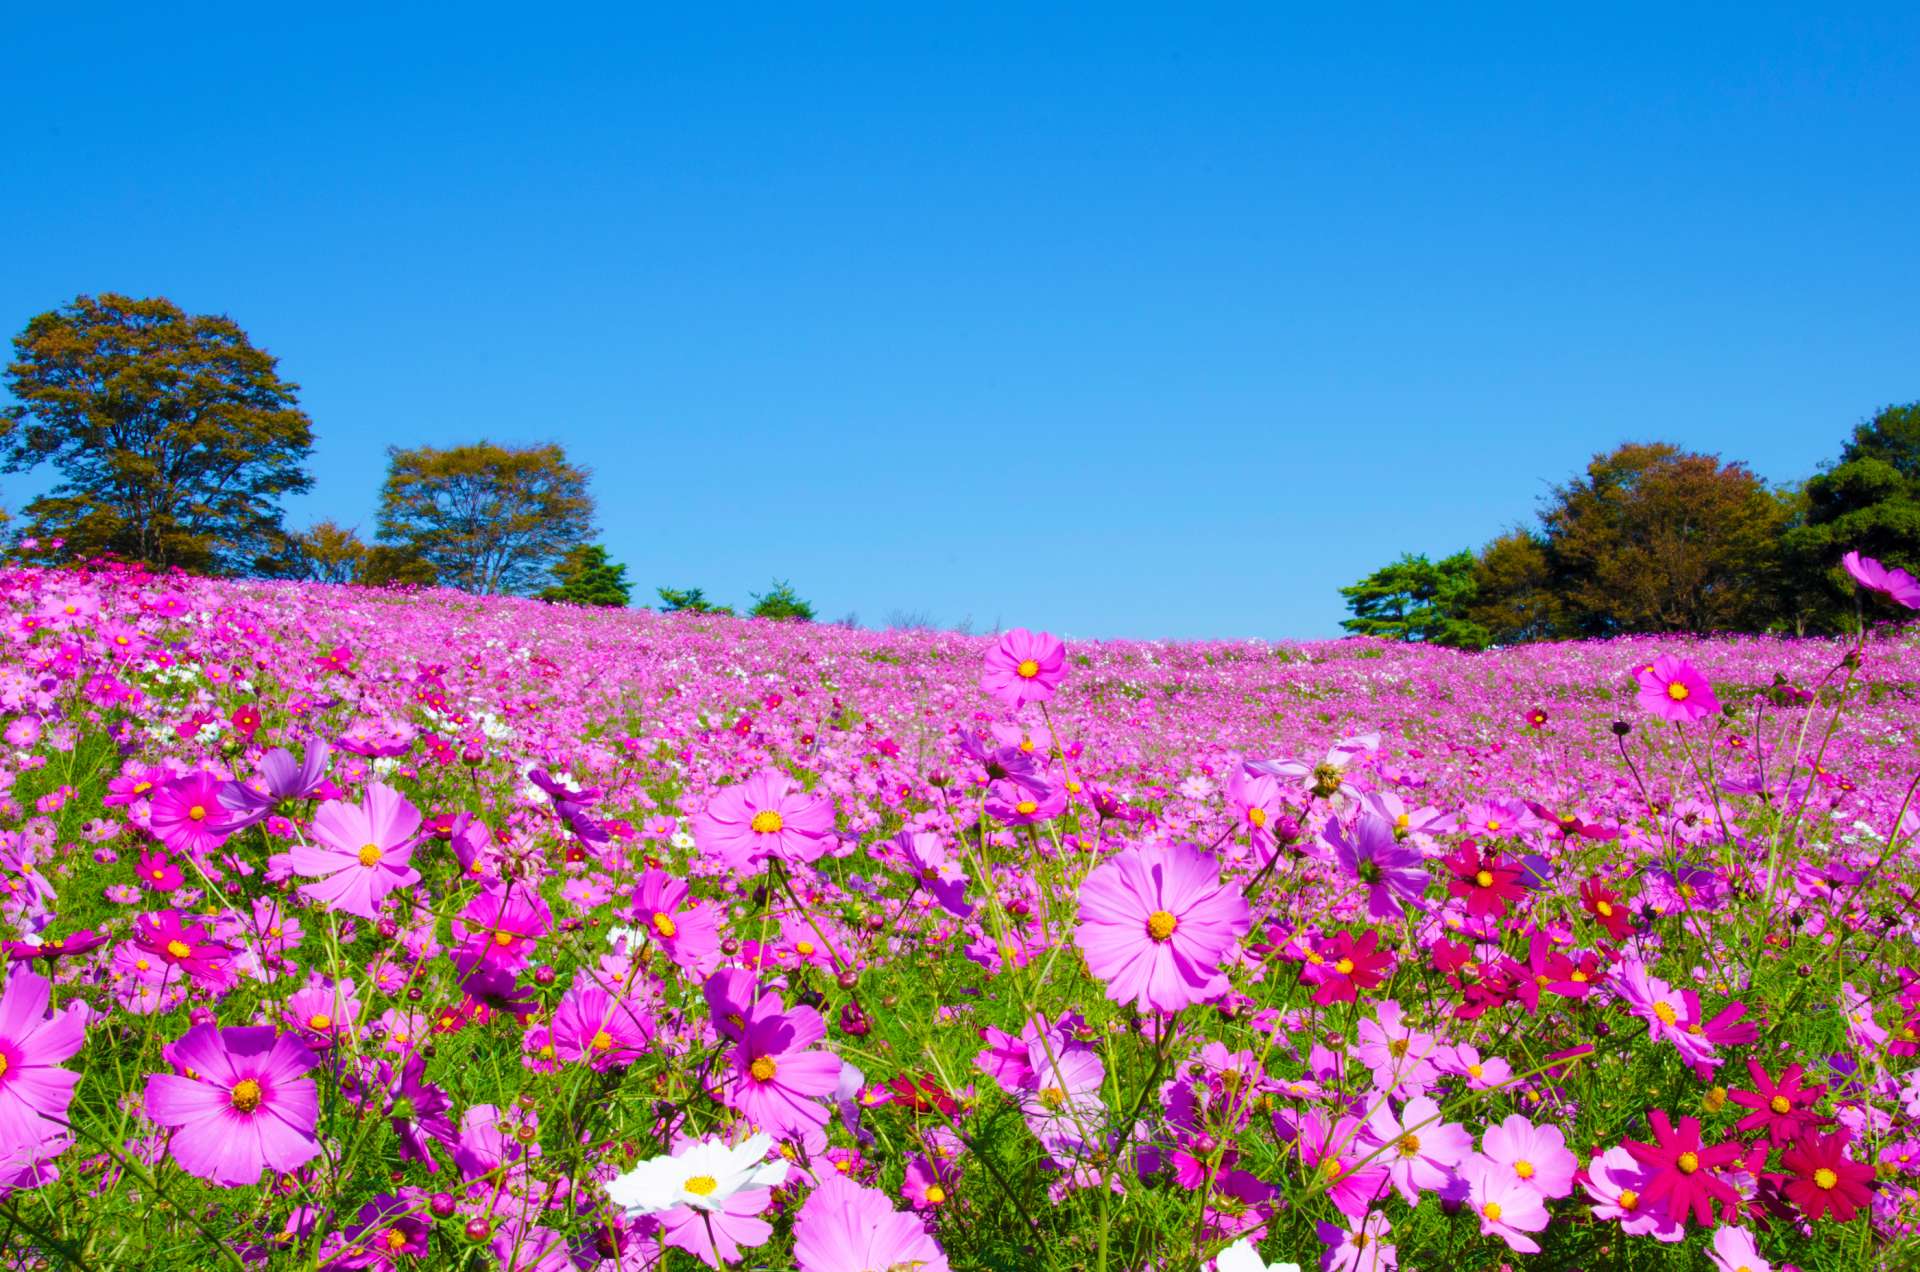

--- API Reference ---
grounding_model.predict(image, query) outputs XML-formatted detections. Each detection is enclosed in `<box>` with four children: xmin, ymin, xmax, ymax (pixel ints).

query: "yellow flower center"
<box><xmin>1485</xmin><ymin>818</ymin><xmax>1501</xmax><ymax>831</ymax></box>
<box><xmin>1769</xmin><ymin>1095</ymin><xmax>1792</xmax><ymax>1115</ymax></box>
<box><xmin>1676</xmin><ymin>1152</ymin><xmax>1698</xmax><ymax>1174</ymax></box>
<box><xmin>1667</xmin><ymin>681</ymin><xmax>1690</xmax><ymax>701</ymax></box>
<box><xmin>1387</xmin><ymin>1039</ymin><xmax>1409</xmax><ymax>1058</ymax></box>
<box><xmin>1595</xmin><ymin>900</ymin><xmax>1613</xmax><ymax>917</ymax></box>
<box><xmin>1814</xmin><ymin>1167</ymin><xmax>1838</xmax><ymax>1190</ymax></box>
<box><xmin>1334</xmin><ymin>957</ymin><xmax>1356</xmax><ymax>976</ymax></box>
<box><xmin>591</xmin><ymin>1030</ymin><xmax>614</xmax><ymax>1051</ymax></box>
<box><xmin>1513</xmin><ymin>1159</ymin><xmax>1534</xmax><ymax>1179</ymax></box>
<box><xmin>1475</xmin><ymin>869</ymin><xmax>1494</xmax><ymax>887</ymax></box>
<box><xmin>1015</xmin><ymin>659</ymin><xmax>1041</xmax><ymax>679</ymax></box>
<box><xmin>1652</xmin><ymin>1002</ymin><xmax>1678</xmax><ymax>1027</ymax></box>
<box><xmin>188</xmin><ymin>805</ymin><xmax>206</xmax><ymax>822</ymax></box>
<box><xmin>749</xmin><ymin>810</ymin><xmax>784</xmax><ymax>834</ymax></box>
<box><xmin>1039</xmin><ymin>1086</ymin><xmax>1066</xmax><ymax>1110</ymax></box>
<box><xmin>1146</xmin><ymin>910</ymin><xmax>1178</xmax><ymax>942</ymax></box>
<box><xmin>308</xmin><ymin>1013</ymin><xmax>332</xmax><ymax>1030</ymax></box>
<box><xmin>230</xmin><ymin>1078</ymin><xmax>264</xmax><ymax>1112</ymax></box>
<box><xmin>1617</xmin><ymin>1187</ymin><xmax>1639</xmax><ymax>1210</ymax></box>
<box><xmin>358</xmin><ymin>843</ymin><xmax>382</xmax><ymax>867</ymax></box>
<box><xmin>1677</xmin><ymin>883</ymin><xmax>1696</xmax><ymax>900</ymax></box>
<box><xmin>750</xmin><ymin>1056</ymin><xmax>778</xmax><ymax>1082</ymax></box>
<box><xmin>165</xmin><ymin>940</ymin><xmax>192</xmax><ymax>959</ymax></box>
<box><xmin>1247</xmin><ymin>807</ymin><xmax>1267</xmax><ymax>828</ymax></box>
<box><xmin>1397</xmin><ymin>1134</ymin><xmax>1421</xmax><ymax>1158</ymax></box>
<box><xmin>1015</xmin><ymin>800</ymin><xmax>1038</xmax><ymax>815</ymax></box>
<box><xmin>684</xmin><ymin>1175</ymin><xmax>718</xmax><ymax>1196</ymax></box>
<box><xmin>493</xmin><ymin>931</ymin><xmax>515</xmax><ymax>947</ymax></box>
<box><xmin>1467</xmin><ymin>1063</ymin><xmax>1483</xmax><ymax>1078</ymax></box>
<box><xmin>1482</xmin><ymin>1201</ymin><xmax>1503</xmax><ymax>1222</ymax></box>
<box><xmin>925</xmin><ymin>1184</ymin><xmax>947</xmax><ymax>1204</ymax></box>
<box><xmin>651</xmin><ymin>912</ymin><xmax>678</xmax><ymax>939</ymax></box>
<box><xmin>385</xmin><ymin>1230</ymin><xmax>407</xmax><ymax>1250</ymax></box>
<box><xmin>796</xmin><ymin>941</ymin><xmax>815</xmax><ymax>956</ymax></box>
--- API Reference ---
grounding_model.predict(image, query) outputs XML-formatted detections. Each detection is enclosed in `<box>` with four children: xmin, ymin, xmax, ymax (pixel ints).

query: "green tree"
<box><xmin>1466</xmin><ymin>530</ymin><xmax>1567</xmax><ymax>644</ymax></box>
<box><xmin>1</xmin><ymin>293</ymin><xmax>313</xmax><ymax>572</ymax></box>
<box><xmin>376</xmin><ymin>441</ymin><xmax>594</xmax><ymax>594</ymax></box>
<box><xmin>286</xmin><ymin>520</ymin><xmax>367</xmax><ymax>584</ymax></box>
<box><xmin>539</xmin><ymin>543</ymin><xmax>631</xmax><ymax>607</ymax></box>
<box><xmin>656</xmin><ymin>586</ymin><xmax>733</xmax><ymax>615</ymax></box>
<box><xmin>358</xmin><ymin>544</ymin><xmax>438</xmax><ymax>588</ymax></box>
<box><xmin>748</xmin><ymin>579</ymin><xmax>816</xmax><ymax>622</ymax></box>
<box><xmin>1339</xmin><ymin>551</ymin><xmax>1485</xmax><ymax>646</ymax></box>
<box><xmin>1542</xmin><ymin>442</ymin><xmax>1787</xmax><ymax>635</ymax></box>
<box><xmin>1781</xmin><ymin>403</ymin><xmax>1920</xmax><ymax>631</ymax></box>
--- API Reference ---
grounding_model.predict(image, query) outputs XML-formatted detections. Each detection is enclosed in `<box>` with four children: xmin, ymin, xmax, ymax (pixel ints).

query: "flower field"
<box><xmin>1</xmin><ymin>564</ymin><xmax>1919</xmax><ymax>1271</ymax></box>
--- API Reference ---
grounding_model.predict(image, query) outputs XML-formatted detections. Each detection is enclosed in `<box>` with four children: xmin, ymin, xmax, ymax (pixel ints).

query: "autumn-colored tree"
<box><xmin>359</xmin><ymin>545</ymin><xmax>438</xmax><ymax>588</ymax></box>
<box><xmin>1781</xmin><ymin>403</ymin><xmax>1920</xmax><ymax>631</ymax></box>
<box><xmin>1542</xmin><ymin>442</ymin><xmax>1787</xmax><ymax>635</ymax></box>
<box><xmin>539</xmin><ymin>544</ymin><xmax>630</xmax><ymax>607</ymax></box>
<box><xmin>0</xmin><ymin>294</ymin><xmax>313</xmax><ymax>572</ymax></box>
<box><xmin>1466</xmin><ymin>530</ymin><xmax>1567</xmax><ymax>644</ymax></box>
<box><xmin>285</xmin><ymin>520</ymin><xmax>368</xmax><ymax>585</ymax></box>
<box><xmin>376</xmin><ymin>442</ymin><xmax>594</xmax><ymax>594</ymax></box>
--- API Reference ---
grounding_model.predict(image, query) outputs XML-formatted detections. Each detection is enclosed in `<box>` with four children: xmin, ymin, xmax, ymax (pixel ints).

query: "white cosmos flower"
<box><xmin>604</xmin><ymin>1132</ymin><xmax>789</xmax><ymax>1215</ymax></box>
<box><xmin>1215</xmin><ymin>1238</ymin><xmax>1301</xmax><ymax>1272</ymax></box>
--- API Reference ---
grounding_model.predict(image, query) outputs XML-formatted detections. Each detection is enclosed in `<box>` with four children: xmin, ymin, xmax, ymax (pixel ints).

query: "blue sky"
<box><xmin>3</xmin><ymin>4</ymin><xmax>1916</xmax><ymax>639</ymax></box>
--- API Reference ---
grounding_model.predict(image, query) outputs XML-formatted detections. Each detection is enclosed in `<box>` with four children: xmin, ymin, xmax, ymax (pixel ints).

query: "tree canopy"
<box><xmin>657</xmin><ymin>587</ymin><xmax>733</xmax><ymax>615</ymax></box>
<box><xmin>748</xmin><ymin>579</ymin><xmax>816</xmax><ymax>622</ymax></box>
<box><xmin>375</xmin><ymin>441</ymin><xmax>594</xmax><ymax>595</ymax></box>
<box><xmin>1338</xmin><ymin>552</ymin><xmax>1484</xmax><ymax>646</ymax></box>
<box><xmin>539</xmin><ymin>544</ymin><xmax>630</xmax><ymax>607</ymax></box>
<box><xmin>1</xmin><ymin>294</ymin><xmax>313</xmax><ymax>572</ymax></box>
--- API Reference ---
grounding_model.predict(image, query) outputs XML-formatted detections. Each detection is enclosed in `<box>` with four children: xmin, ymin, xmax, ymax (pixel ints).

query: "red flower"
<box><xmin>1444</xmin><ymin>843</ymin><xmax>1525</xmax><ymax>920</ymax></box>
<box><xmin>886</xmin><ymin>1075</ymin><xmax>959</xmax><ymax>1116</ymax></box>
<box><xmin>1623</xmin><ymin>1109</ymin><xmax>1743</xmax><ymax>1227</ymax></box>
<box><xmin>1523</xmin><ymin>708</ymin><xmax>1548</xmax><ymax>729</ymax></box>
<box><xmin>1780</xmin><ymin>1130</ymin><xmax>1875</xmax><ymax>1222</ymax></box>
<box><xmin>1728</xmin><ymin>1059</ymin><xmax>1827</xmax><ymax>1144</ymax></box>
<box><xmin>230</xmin><ymin>703</ymin><xmax>262</xmax><ymax>740</ymax></box>
<box><xmin>1580</xmin><ymin>879</ymin><xmax>1633</xmax><ymax>941</ymax></box>
<box><xmin>1306</xmin><ymin>929</ymin><xmax>1392</xmax><ymax>1005</ymax></box>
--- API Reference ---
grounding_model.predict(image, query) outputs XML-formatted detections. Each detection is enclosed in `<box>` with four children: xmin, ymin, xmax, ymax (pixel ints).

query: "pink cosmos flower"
<box><xmin>287</xmin><ymin>782</ymin><xmax>422</xmax><ymax>920</ymax></box>
<box><xmin>549</xmin><ymin>982</ymin><xmax>651</xmax><ymax>1069</ymax></box>
<box><xmin>1365</xmin><ymin>1096</ymin><xmax>1470</xmax><ymax>1206</ymax></box>
<box><xmin>1478</xmin><ymin>1113</ymin><xmax>1577</xmax><ymax>1199</ymax></box>
<box><xmin>145</xmin><ymin>1025</ymin><xmax>320</xmax><ymax>1185</ymax></box>
<box><xmin>980</xmin><ymin>628</ymin><xmax>1067</xmax><ymax>710</ymax></box>
<box><xmin>692</xmin><ymin>770</ymin><xmax>836</xmax><ymax>872</ymax></box>
<box><xmin>1288</xmin><ymin>1110</ymin><xmax>1391</xmax><ymax>1219</ymax></box>
<box><xmin>1634</xmin><ymin>655</ymin><xmax>1719</xmax><ymax>723</ymax></box>
<box><xmin>148</xmin><ymin>772</ymin><xmax>233</xmax><ymax>857</ymax></box>
<box><xmin>1581</xmin><ymin>1144</ymin><xmax>1683</xmax><ymax>1242</ymax></box>
<box><xmin>792</xmin><ymin>1175</ymin><xmax>950</xmax><ymax>1272</ymax></box>
<box><xmin>453</xmin><ymin>883</ymin><xmax>553</xmax><ymax>973</ymax></box>
<box><xmin>1075</xmin><ymin>843</ymin><xmax>1249</xmax><ymax>1014</ymax></box>
<box><xmin>1460</xmin><ymin>1153</ymin><xmax>1549</xmax><ymax>1253</ymax></box>
<box><xmin>0</xmin><ymin>969</ymin><xmax>85</xmax><ymax>1159</ymax></box>
<box><xmin>1707</xmin><ymin>1225</ymin><xmax>1772</xmax><ymax>1272</ymax></box>
<box><xmin>722</xmin><ymin>1005</ymin><xmax>842</xmax><ymax>1137</ymax></box>
<box><xmin>1843</xmin><ymin>550</ymin><xmax>1920</xmax><ymax>609</ymax></box>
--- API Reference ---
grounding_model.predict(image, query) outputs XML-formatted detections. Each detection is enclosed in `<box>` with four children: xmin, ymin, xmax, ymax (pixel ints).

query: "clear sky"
<box><xmin>3</xmin><ymin>4</ymin><xmax>1916</xmax><ymax>639</ymax></box>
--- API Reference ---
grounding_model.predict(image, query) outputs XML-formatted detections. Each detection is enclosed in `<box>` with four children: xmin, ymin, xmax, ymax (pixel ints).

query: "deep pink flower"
<box><xmin>1634</xmin><ymin>655</ymin><xmax>1719</xmax><ymax>723</ymax></box>
<box><xmin>1780</xmin><ymin>1130</ymin><xmax>1875</xmax><ymax>1222</ymax></box>
<box><xmin>1843</xmin><ymin>550</ymin><xmax>1920</xmax><ymax>609</ymax></box>
<box><xmin>148</xmin><ymin>772</ymin><xmax>233</xmax><ymax>856</ymax></box>
<box><xmin>692</xmin><ymin>770</ymin><xmax>836</xmax><ymax>872</ymax></box>
<box><xmin>722</xmin><ymin>1005</ymin><xmax>842</xmax><ymax>1137</ymax></box>
<box><xmin>793</xmin><ymin>1175</ymin><xmax>950</xmax><ymax>1272</ymax></box>
<box><xmin>0</xmin><ymin>969</ymin><xmax>85</xmax><ymax>1159</ymax></box>
<box><xmin>980</xmin><ymin>628</ymin><xmax>1067</xmax><ymax>710</ymax></box>
<box><xmin>131</xmin><ymin>911</ymin><xmax>234</xmax><ymax>987</ymax></box>
<box><xmin>1728</xmin><ymin>1059</ymin><xmax>1826</xmax><ymax>1144</ymax></box>
<box><xmin>453</xmin><ymin>883</ymin><xmax>552</xmax><ymax>972</ymax></box>
<box><xmin>287</xmin><ymin>782</ymin><xmax>422</xmax><ymax>920</ymax></box>
<box><xmin>549</xmin><ymin>983</ymin><xmax>651</xmax><ymax>1070</ymax></box>
<box><xmin>1075</xmin><ymin>843</ymin><xmax>1249</xmax><ymax>1014</ymax></box>
<box><xmin>145</xmin><ymin>1025</ymin><xmax>320</xmax><ymax>1185</ymax></box>
<box><xmin>1623</xmin><ymin>1109</ymin><xmax>1742</xmax><ymax>1227</ymax></box>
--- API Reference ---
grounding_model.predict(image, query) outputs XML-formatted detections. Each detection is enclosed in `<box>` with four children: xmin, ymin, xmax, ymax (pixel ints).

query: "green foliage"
<box><xmin>277</xmin><ymin>519</ymin><xmax>368</xmax><ymax>584</ymax></box>
<box><xmin>538</xmin><ymin>543</ymin><xmax>631</xmax><ymax>607</ymax></box>
<box><xmin>656</xmin><ymin>586</ymin><xmax>734</xmax><ymax>615</ymax></box>
<box><xmin>748</xmin><ymin>578</ymin><xmax>816</xmax><ymax>622</ymax></box>
<box><xmin>0</xmin><ymin>293</ymin><xmax>314</xmax><ymax>572</ymax></box>
<box><xmin>1339</xmin><ymin>551</ymin><xmax>1487</xmax><ymax>646</ymax></box>
<box><xmin>1781</xmin><ymin>402</ymin><xmax>1920</xmax><ymax>632</ymax></box>
<box><xmin>376</xmin><ymin>441</ymin><xmax>595</xmax><ymax>595</ymax></box>
<box><xmin>358</xmin><ymin>543</ymin><xmax>437</xmax><ymax>588</ymax></box>
<box><xmin>1466</xmin><ymin>529</ymin><xmax>1564</xmax><ymax>644</ymax></box>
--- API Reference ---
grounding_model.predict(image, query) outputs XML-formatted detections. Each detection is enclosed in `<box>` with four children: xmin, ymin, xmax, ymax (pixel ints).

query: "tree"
<box><xmin>376</xmin><ymin>442</ymin><xmax>594</xmax><ymax>594</ymax></box>
<box><xmin>1781</xmin><ymin>403</ymin><xmax>1920</xmax><ymax>631</ymax></box>
<box><xmin>1339</xmin><ymin>551</ymin><xmax>1485</xmax><ymax>646</ymax></box>
<box><xmin>1542</xmin><ymin>442</ymin><xmax>1787</xmax><ymax>635</ymax></box>
<box><xmin>287</xmin><ymin>520</ymin><xmax>367</xmax><ymax>584</ymax></box>
<box><xmin>656</xmin><ymin>586</ymin><xmax>733</xmax><ymax>616</ymax></box>
<box><xmin>748</xmin><ymin>579</ymin><xmax>816</xmax><ymax>622</ymax></box>
<box><xmin>539</xmin><ymin>544</ymin><xmax>630</xmax><ymax>607</ymax></box>
<box><xmin>359</xmin><ymin>544</ymin><xmax>437</xmax><ymax>588</ymax></box>
<box><xmin>1466</xmin><ymin>530</ymin><xmax>1567</xmax><ymax>645</ymax></box>
<box><xmin>1</xmin><ymin>293</ymin><xmax>313</xmax><ymax>572</ymax></box>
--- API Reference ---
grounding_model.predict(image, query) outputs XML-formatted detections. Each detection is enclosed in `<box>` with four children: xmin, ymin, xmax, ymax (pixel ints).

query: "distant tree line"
<box><xmin>0</xmin><ymin>294</ymin><xmax>818</xmax><ymax>619</ymax></box>
<box><xmin>1342</xmin><ymin>407</ymin><xmax>1920</xmax><ymax>645</ymax></box>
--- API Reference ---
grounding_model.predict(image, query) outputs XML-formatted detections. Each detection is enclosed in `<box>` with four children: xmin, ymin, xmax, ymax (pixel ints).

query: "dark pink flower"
<box><xmin>145</xmin><ymin>1025</ymin><xmax>320</xmax><ymax>1185</ymax></box>
<box><xmin>1634</xmin><ymin>656</ymin><xmax>1719</xmax><ymax>723</ymax></box>
<box><xmin>980</xmin><ymin>628</ymin><xmax>1067</xmax><ymax>710</ymax></box>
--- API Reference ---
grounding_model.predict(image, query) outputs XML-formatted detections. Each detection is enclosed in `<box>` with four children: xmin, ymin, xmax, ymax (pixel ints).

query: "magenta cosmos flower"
<box><xmin>1075</xmin><ymin>843</ymin><xmax>1250</xmax><ymax>1013</ymax></box>
<box><xmin>1843</xmin><ymin>550</ymin><xmax>1920</xmax><ymax>609</ymax></box>
<box><xmin>1634</xmin><ymin>655</ymin><xmax>1719</xmax><ymax>723</ymax></box>
<box><xmin>692</xmin><ymin>770</ymin><xmax>835</xmax><ymax>872</ymax></box>
<box><xmin>148</xmin><ymin>772</ymin><xmax>233</xmax><ymax>857</ymax></box>
<box><xmin>980</xmin><ymin>628</ymin><xmax>1067</xmax><ymax>710</ymax></box>
<box><xmin>722</xmin><ymin>1004</ymin><xmax>842</xmax><ymax>1137</ymax></box>
<box><xmin>145</xmin><ymin>1025</ymin><xmax>320</xmax><ymax>1185</ymax></box>
<box><xmin>287</xmin><ymin>782</ymin><xmax>422</xmax><ymax>920</ymax></box>
<box><xmin>793</xmin><ymin>1175</ymin><xmax>950</xmax><ymax>1272</ymax></box>
<box><xmin>0</xmin><ymin>969</ymin><xmax>86</xmax><ymax>1157</ymax></box>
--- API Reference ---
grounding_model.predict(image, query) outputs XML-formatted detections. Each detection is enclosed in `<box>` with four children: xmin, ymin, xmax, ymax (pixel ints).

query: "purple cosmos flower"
<box><xmin>0</xmin><ymin>968</ymin><xmax>85</xmax><ymax>1160</ymax></box>
<box><xmin>692</xmin><ymin>770</ymin><xmax>836</xmax><ymax>872</ymax></box>
<box><xmin>145</xmin><ymin>1025</ymin><xmax>320</xmax><ymax>1185</ymax></box>
<box><xmin>1075</xmin><ymin>843</ymin><xmax>1249</xmax><ymax>1014</ymax></box>
<box><xmin>287</xmin><ymin>782</ymin><xmax>422</xmax><ymax>920</ymax></box>
<box><xmin>1843</xmin><ymin>550</ymin><xmax>1920</xmax><ymax>609</ymax></box>
<box><xmin>1324</xmin><ymin>811</ymin><xmax>1430</xmax><ymax>919</ymax></box>
<box><xmin>722</xmin><ymin>1004</ymin><xmax>842</xmax><ymax>1137</ymax></box>
<box><xmin>148</xmin><ymin>772</ymin><xmax>233</xmax><ymax>857</ymax></box>
<box><xmin>792</xmin><ymin>1175</ymin><xmax>950</xmax><ymax>1272</ymax></box>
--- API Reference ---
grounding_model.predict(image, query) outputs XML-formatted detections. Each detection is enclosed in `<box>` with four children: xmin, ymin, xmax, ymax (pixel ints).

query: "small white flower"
<box><xmin>1214</xmin><ymin>1237</ymin><xmax>1300</xmax><ymax>1272</ymax></box>
<box><xmin>670</xmin><ymin>830</ymin><xmax>696</xmax><ymax>851</ymax></box>
<box><xmin>604</xmin><ymin>1132</ymin><xmax>788</xmax><ymax>1215</ymax></box>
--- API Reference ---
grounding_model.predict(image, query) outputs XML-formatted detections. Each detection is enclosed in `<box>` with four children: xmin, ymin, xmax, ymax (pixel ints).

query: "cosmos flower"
<box><xmin>1706</xmin><ymin>1225</ymin><xmax>1773</xmax><ymax>1272</ymax></box>
<box><xmin>287</xmin><ymin>782</ymin><xmax>422</xmax><ymax>920</ymax></box>
<box><xmin>1780</xmin><ymin>1130</ymin><xmax>1875</xmax><ymax>1222</ymax></box>
<box><xmin>980</xmin><ymin>628</ymin><xmax>1067</xmax><ymax>710</ymax></box>
<box><xmin>144</xmin><ymin>1025</ymin><xmax>320</xmax><ymax>1186</ymax></box>
<box><xmin>721</xmin><ymin>1003</ymin><xmax>842</xmax><ymax>1137</ymax></box>
<box><xmin>0</xmin><ymin>969</ymin><xmax>85</xmax><ymax>1160</ymax></box>
<box><xmin>1634</xmin><ymin>655</ymin><xmax>1719</xmax><ymax>723</ymax></box>
<box><xmin>1843</xmin><ymin>550</ymin><xmax>1920</xmax><ymax>609</ymax></box>
<box><xmin>693</xmin><ymin>770</ymin><xmax>837</xmax><ymax>872</ymax></box>
<box><xmin>1215</xmin><ymin>1236</ymin><xmax>1301</xmax><ymax>1272</ymax></box>
<box><xmin>148</xmin><ymin>772</ymin><xmax>233</xmax><ymax>857</ymax></box>
<box><xmin>1622</xmin><ymin>1109</ymin><xmax>1743</xmax><ymax>1227</ymax></box>
<box><xmin>1324</xmin><ymin>811</ymin><xmax>1430</xmax><ymax>919</ymax></box>
<box><xmin>1477</xmin><ymin>1113</ymin><xmax>1577</xmax><ymax>1200</ymax></box>
<box><xmin>1460</xmin><ymin>1153</ymin><xmax>1549</xmax><ymax>1253</ymax></box>
<box><xmin>792</xmin><ymin>1175</ymin><xmax>950</xmax><ymax>1272</ymax></box>
<box><xmin>1074</xmin><ymin>843</ymin><xmax>1249</xmax><ymax>1014</ymax></box>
